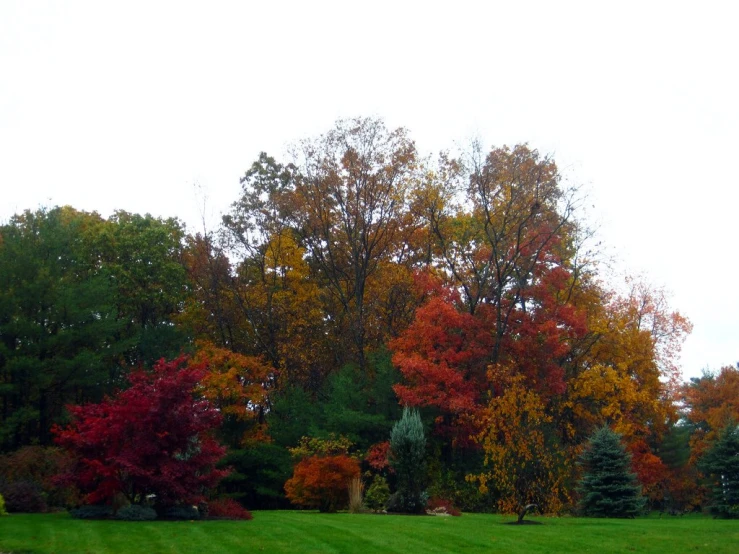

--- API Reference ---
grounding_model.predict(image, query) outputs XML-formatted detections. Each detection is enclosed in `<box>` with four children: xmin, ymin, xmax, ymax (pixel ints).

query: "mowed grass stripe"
<box><xmin>1</xmin><ymin>512</ymin><xmax>738</xmax><ymax>554</ymax></box>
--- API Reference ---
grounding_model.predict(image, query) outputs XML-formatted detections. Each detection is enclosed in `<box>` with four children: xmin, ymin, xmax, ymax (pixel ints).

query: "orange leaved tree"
<box><xmin>283</xmin><ymin>436</ymin><xmax>361</xmax><ymax>513</ymax></box>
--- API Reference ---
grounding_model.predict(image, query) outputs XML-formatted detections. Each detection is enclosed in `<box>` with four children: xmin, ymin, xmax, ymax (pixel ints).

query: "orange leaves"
<box><xmin>682</xmin><ymin>366</ymin><xmax>739</xmax><ymax>461</ymax></box>
<box><xmin>192</xmin><ymin>341</ymin><xmax>272</xmax><ymax>444</ymax></box>
<box><xmin>284</xmin><ymin>454</ymin><xmax>361</xmax><ymax>512</ymax></box>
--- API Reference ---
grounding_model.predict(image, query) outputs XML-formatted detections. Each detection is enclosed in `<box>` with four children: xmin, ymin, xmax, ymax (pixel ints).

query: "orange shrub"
<box><xmin>284</xmin><ymin>454</ymin><xmax>360</xmax><ymax>512</ymax></box>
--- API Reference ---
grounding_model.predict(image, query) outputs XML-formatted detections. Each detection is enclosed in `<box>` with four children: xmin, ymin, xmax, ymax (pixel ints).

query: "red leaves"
<box><xmin>54</xmin><ymin>356</ymin><xmax>228</xmax><ymax>507</ymax></box>
<box><xmin>391</xmin><ymin>296</ymin><xmax>491</xmax><ymax>416</ymax></box>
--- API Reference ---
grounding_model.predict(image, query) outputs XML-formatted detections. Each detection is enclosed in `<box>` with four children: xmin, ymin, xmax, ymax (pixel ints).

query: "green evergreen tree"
<box><xmin>699</xmin><ymin>423</ymin><xmax>739</xmax><ymax>518</ymax></box>
<box><xmin>389</xmin><ymin>407</ymin><xmax>427</xmax><ymax>513</ymax></box>
<box><xmin>577</xmin><ymin>426</ymin><xmax>646</xmax><ymax>518</ymax></box>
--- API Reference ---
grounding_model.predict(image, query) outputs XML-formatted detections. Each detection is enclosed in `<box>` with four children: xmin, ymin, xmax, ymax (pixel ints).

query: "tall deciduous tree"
<box><xmin>682</xmin><ymin>366</ymin><xmax>739</xmax><ymax>461</ymax></box>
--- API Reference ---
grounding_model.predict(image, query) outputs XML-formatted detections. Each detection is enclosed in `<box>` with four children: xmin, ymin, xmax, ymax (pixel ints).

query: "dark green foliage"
<box><xmin>659</xmin><ymin>422</ymin><xmax>693</xmax><ymax>470</ymax></box>
<box><xmin>115</xmin><ymin>504</ymin><xmax>157</xmax><ymax>521</ymax></box>
<box><xmin>68</xmin><ymin>505</ymin><xmax>113</xmax><ymax>519</ymax></box>
<box><xmin>0</xmin><ymin>480</ymin><xmax>47</xmax><ymax>513</ymax></box>
<box><xmin>699</xmin><ymin>423</ymin><xmax>739</xmax><ymax>518</ymax></box>
<box><xmin>218</xmin><ymin>443</ymin><xmax>293</xmax><ymax>509</ymax></box>
<box><xmin>162</xmin><ymin>505</ymin><xmax>201</xmax><ymax>520</ymax></box>
<box><xmin>268</xmin><ymin>385</ymin><xmax>321</xmax><ymax>448</ymax></box>
<box><xmin>364</xmin><ymin>474</ymin><xmax>391</xmax><ymax>512</ymax></box>
<box><xmin>0</xmin><ymin>207</ymin><xmax>191</xmax><ymax>451</ymax></box>
<box><xmin>389</xmin><ymin>407</ymin><xmax>427</xmax><ymax>513</ymax></box>
<box><xmin>577</xmin><ymin>426</ymin><xmax>646</xmax><ymax>518</ymax></box>
<box><xmin>322</xmin><ymin>357</ymin><xmax>402</xmax><ymax>450</ymax></box>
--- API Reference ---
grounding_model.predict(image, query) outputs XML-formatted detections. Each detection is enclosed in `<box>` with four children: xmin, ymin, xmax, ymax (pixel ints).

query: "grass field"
<box><xmin>1</xmin><ymin>511</ymin><xmax>737</xmax><ymax>553</ymax></box>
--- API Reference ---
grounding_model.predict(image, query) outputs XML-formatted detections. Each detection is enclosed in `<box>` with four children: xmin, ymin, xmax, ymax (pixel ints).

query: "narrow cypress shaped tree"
<box><xmin>699</xmin><ymin>423</ymin><xmax>739</xmax><ymax>518</ymax></box>
<box><xmin>577</xmin><ymin>426</ymin><xmax>646</xmax><ymax>518</ymax></box>
<box><xmin>389</xmin><ymin>407</ymin><xmax>426</xmax><ymax>513</ymax></box>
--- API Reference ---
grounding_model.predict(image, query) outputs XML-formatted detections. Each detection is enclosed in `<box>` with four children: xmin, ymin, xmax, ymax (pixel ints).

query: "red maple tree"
<box><xmin>54</xmin><ymin>356</ymin><xmax>228</xmax><ymax>508</ymax></box>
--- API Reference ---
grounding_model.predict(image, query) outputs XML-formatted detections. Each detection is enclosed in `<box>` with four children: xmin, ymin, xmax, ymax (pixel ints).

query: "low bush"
<box><xmin>0</xmin><ymin>480</ymin><xmax>47</xmax><ymax>513</ymax></box>
<box><xmin>69</xmin><ymin>505</ymin><xmax>113</xmax><ymax>519</ymax></box>
<box><xmin>0</xmin><ymin>446</ymin><xmax>80</xmax><ymax>508</ymax></box>
<box><xmin>364</xmin><ymin>475</ymin><xmax>390</xmax><ymax>512</ymax></box>
<box><xmin>207</xmin><ymin>498</ymin><xmax>253</xmax><ymax>520</ymax></box>
<box><xmin>0</xmin><ymin>493</ymin><xmax>7</xmax><ymax>516</ymax></box>
<box><xmin>284</xmin><ymin>454</ymin><xmax>361</xmax><ymax>512</ymax></box>
<box><xmin>426</xmin><ymin>497</ymin><xmax>462</xmax><ymax>516</ymax></box>
<box><xmin>115</xmin><ymin>504</ymin><xmax>157</xmax><ymax>521</ymax></box>
<box><xmin>162</xmin><ymin>504</ymin><xmax>201</xmax><ymax>520</ymax></box>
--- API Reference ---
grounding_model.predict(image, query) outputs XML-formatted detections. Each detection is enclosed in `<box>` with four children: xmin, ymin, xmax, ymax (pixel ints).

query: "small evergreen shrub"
<box><xmin>577</xmin><ymin>426</ymin><xmax>646</xmax><ymax>518</ymax></box>
<box><xmin>0</xmin><ymin>480</ymin><xmax>47</xmax><ymax>513</ymax></box>
<box><xmin>0</xmin><ymin>493</ymin><xmax>7</xmax><ymax>516</ymax></box>
<box><xmin>389</xmin><ymin>408</ymin><xmax>427</xmax><ymax>513</ymax></box>
<box><xmin>69</xmin><ymin>505</ymin><xmax>113</xmax><ymax>519</ymax></box>
<box><xmin>115</xmin><ymin>504</ymin><xmax>157</xmax><ymax>521</ymax></box>
<box><xmin>163</xmin><ymin>504</ymin><xmax>201</xmax><ymax>520</ymax></box>
<box><xmin>364</xmin><ymin>475</ymin><xmax>390</xmax><ymax>512</ymax></box>
<box><xmin>207</xmin><ymin>498</ymin><xmax>253</xmax><ymax>520</ymax></box>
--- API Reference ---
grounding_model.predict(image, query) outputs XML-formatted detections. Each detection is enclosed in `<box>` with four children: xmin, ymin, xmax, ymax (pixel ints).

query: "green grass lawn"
<box><xmin>0</xmin><ymin>511</ymin><xmax>737</xmax><ymax>554</ymax></box>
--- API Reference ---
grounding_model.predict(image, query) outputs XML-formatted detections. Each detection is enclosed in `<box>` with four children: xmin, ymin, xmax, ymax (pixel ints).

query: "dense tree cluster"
<box><xmin>1</xmin><ymin>117</ymin><xmax>735</xmax><ymax>517</ymax></box>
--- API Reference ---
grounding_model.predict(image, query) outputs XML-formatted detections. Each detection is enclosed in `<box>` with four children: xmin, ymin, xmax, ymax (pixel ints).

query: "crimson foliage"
<box><xmin>54</xmin><ymin>356</ymin><xmax>228</xmax><ymax>507</ymax></box>
<box><xmin>207</xmin><ymin>498</ymin><xmax>253</xmax><ymax>520</ymax></box>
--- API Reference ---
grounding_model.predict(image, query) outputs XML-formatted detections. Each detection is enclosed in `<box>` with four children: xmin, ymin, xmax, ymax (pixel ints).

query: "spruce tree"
<box><xmin>389</xmin><ymin>407</ymin><xmax>427</xmax><ymax>513</ymax></box>
<box><xmin>699</xmin><ymin>423</ymin><xmax>739</xmax><ymax>518</ymax></box>
<box><xmin>577</xmin><ymin>426</ymin><xmax>646</xmax><ymax>517</ymax></box>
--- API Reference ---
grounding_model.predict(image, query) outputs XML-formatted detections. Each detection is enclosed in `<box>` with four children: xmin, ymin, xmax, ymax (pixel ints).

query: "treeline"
<box><xmin>1</xmin><ymin>117</ymin><xmax>736</xmax><ymax>514</ymax></box>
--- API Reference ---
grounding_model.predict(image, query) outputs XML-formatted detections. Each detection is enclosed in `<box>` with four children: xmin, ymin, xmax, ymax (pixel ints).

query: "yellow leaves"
<box><xmin>470</xmin><ymin>367</ymin><xmax>568</xmax><ymax>514</ymax></box>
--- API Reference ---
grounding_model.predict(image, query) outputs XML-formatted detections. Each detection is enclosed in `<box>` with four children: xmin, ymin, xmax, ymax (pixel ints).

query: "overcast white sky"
<box><xmin>1</xmin><ymin>1</ymin><xmax>737</xmax><ymax>380</ymax></box>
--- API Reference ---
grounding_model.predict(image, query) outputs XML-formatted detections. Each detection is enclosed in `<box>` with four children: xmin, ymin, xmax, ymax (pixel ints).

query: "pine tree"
<box><xmin>389</xmin><ymin>407</ymin><xmax>427</xmax><ymax>513</ymax></box>
<box><xmin>577</xmin><ymin>426</ymin><xmax>646</xmax><ymax>518</ymax></box>
<box><xmin>699</xmin><ymin>423</ymin><xmax>739</xmax><ymax>518</ymax></box>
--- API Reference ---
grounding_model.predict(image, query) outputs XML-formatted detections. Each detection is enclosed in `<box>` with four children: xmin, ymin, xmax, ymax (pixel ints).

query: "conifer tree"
<box><xmin>699</xmin><ymin>423</ymin><xmax>739</xmax><ymax>518</ymax></box>
<box><xmin>577</xmin><ymin>426</ymin><xmax>646</xmax><ymax>517</ymax></box>
<box><xmin>389</xmin><ymin>408</ymin><xmax>427</xmax><ymax>513</ymax></box>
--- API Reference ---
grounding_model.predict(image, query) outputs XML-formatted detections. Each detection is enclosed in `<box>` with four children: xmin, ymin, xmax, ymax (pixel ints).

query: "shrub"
<box><xmin>364</xmin><ymin>474</ymin><xmax>390</xmax><ymax>512</ymax></box>
<box><xmin>116</xmin><ymin>504</ymin><xmax>157</xmax><ymax>521</ymax></box>
<box><xmin>69</xmin><ymin>505</ymin><xmax>113</xmax><ymax>519</ymax></box>
<box><xmin>389</xmin><ymin>408</ymin><xmax>427</xmax><ymax>513</ymax></box>
<box><xmin>426</xmin><ymin>497</ymin><xmax>462</xmax><ymax>516</ymax></box>
<box><xmin>207</xmin><ymin>498</ymin><xmax>253</xmax><ymax>520</ymax></box>
<box><xmin>284</xmin><ymin>454</ymin><xmax>361</xmax><ymax>513</ymax></box>
<box><xmin>162</xmin><ymin>504</ymin><xmax>201</xmax><ymax>520</ymax></box>
<box><xmin>0</xmin><ymin>480</ymin><xmax>47</xmax><ymax>513</ymax></box>
<box><xmin>0</xmin><ymin>446</ymin><xmax>79</xmax><ymax>508</ymax></box>
<box><xmin>0</xmin><ymin>493</ymin><xmax>7</xmax><ymax>516</ymax></box>
<box><xmin>217</xmin><ymin>443</ymin><xmax>293</xmax><ymax>509</ymax></box>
